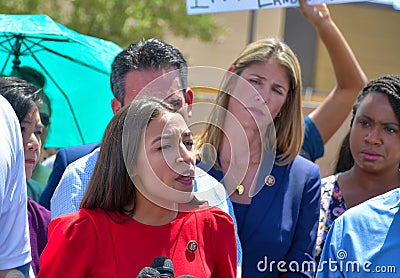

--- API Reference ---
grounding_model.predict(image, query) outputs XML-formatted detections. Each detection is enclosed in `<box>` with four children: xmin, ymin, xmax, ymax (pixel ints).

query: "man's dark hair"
<box><xmin>110</xmin><ymin>38</ymin><xmax>188</xmax><ymax>106</ymax></box>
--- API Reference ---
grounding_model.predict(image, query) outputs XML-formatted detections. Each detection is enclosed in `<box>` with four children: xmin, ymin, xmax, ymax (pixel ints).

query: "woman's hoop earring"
<box><xmin>176</xmin><ymin>157</ymin><xmax>184</xmax><ymax>163</ymax></box>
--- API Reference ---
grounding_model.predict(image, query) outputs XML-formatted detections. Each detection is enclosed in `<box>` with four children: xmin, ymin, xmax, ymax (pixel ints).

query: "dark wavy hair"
<box><xmin>80</xmin><ymin>97</ymin><xmax>176</xmax><ymax>218</ymax></box>
<box><xmin>0</xmin><ymin>76</ymin><xmax>42</xmax><ymax>123</ymax></box>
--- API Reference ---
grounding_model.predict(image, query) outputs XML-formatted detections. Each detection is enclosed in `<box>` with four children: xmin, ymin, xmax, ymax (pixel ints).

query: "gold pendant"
<box><xmin>236</xmin><ymin>184</ymin><xmax>245</xmax><ymax>195</ymax></box>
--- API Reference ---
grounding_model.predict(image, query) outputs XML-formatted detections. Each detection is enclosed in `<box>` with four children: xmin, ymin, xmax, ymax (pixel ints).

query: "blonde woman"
<box><xmin>196</xmin><ymin>34</ymin><xmax>321</xmax><ymax>277</ymax></box>
<box><xmin>195</xmin><ymin>1</ymin><xmax>367</xmax><ymax>276</ymax></box>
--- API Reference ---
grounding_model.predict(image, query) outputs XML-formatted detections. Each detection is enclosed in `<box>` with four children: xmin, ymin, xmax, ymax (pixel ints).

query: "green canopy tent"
<box><xmin>0</xmin><ymin>14</ymin><xmax>122</xmax><ymax>148</ymax></box>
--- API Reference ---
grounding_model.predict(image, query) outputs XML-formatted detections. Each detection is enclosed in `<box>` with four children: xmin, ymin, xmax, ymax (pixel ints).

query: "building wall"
<box><xmin>165</xmin><ymin>9</ymin><xmax>286</xmax><ymax>69</ymax></box>
<box><xmin>314</xmin><ymin>4</ymin><xmax>400</xmax><ymax>90</ymax></box>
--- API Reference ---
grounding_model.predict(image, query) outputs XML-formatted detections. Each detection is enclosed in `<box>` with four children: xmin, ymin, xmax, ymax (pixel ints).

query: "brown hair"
<box><xmin>80</xmin><ymin>97</ymin><xmax>176</xmax><ymax>218</ymax></box>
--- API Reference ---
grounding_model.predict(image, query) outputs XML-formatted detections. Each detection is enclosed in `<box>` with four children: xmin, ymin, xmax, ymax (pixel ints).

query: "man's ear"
<box><xmin>185</xmin><ymin>87</ymin><xmax>194</xmax><ymax>117</ymax></box>
<box><xmin>185</xmin><ymin>87</ymin><xmax>194</xmax><ymax>105</ymax></box>
<box><xmin>111</xmin><ymin>98</ymin><xmax>122</xmax><ymax>115</ymax></box>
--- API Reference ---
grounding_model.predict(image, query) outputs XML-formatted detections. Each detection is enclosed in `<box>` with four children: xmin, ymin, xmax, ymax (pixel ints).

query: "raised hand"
<box><xmin>298</xmin><ymin>0</ymin><xmax>331</xmax><ymax>26</ymax></box>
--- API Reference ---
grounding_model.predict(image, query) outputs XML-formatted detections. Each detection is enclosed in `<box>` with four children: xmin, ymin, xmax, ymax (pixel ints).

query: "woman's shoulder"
<box><xmin>342</xmin><ymin>188</ymin><xmax>400</xmax><ymax>222</ymax></box>
<box><xmin>191</xmin><ymin>206</ymin><xmax>234</xmax><ymax>228</ymax></box>
<box><xmin>321</xmin><ymin>174</ymin><xmax>338</xmax><ymax>189</ymax></box>
<box><xmin>276</xmin><ymin>155</ymin><xmax>321</xmax><ymax>193</ymax></box>
<box><xmin>52</xmin><ymin>207</ymin><xmax>102</xmax><ymax>219</ymax></box>
<box><xmin>28</xmin><ymin>198</ymin><xmax>50</xmax><ymax>217</ymax></box>
<box><xmin>292</xmin><ymin>154</ymin><xmax>319</xmax><ymax>168</ymax></box>
<box><xmin>43</xmin><ymin>209</ymin><xmax>104</xmax><ymax>271</ymax></box>
<box><xmin>182</xmin><ymin>204</ymin><xmax>234</xmax><ymax>225</ymax></box>
<box><xmin>27</xmin><ymin>198</ymin><xmax>51</xmax><ymax>226</ymax></box>
<box><xmin>49</xmin><ymin>208</ymin><xmax>107</xmax><ymax>235</ymax></box>
<box><xmin>281</xmin><ymin>155</ymin><xmax>320</xmax><ymax>177</ymax></box>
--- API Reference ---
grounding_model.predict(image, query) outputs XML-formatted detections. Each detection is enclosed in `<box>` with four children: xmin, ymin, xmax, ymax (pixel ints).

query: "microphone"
<box><xmin>137</xmin><ymin>267</ymin><xmax>160</xmax><ymax>278</ymax></box>
<box><xmin>151</xmin><ymin>256</ymin><xmax>174</xmax><ymax>278</ymax></box>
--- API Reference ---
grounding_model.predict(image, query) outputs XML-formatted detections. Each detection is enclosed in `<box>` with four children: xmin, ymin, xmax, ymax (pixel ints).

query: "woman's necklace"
<box><xmin>225</xmin><ymin>160</ymin><xmax>276</xmax><ymax>199</ymax></box>
<box><xmin>235</xmin><ymin>174</ymin><xmax>276</xmax><ymax>195</ymax></box>
<box><xmin>220</xmin><ymin>143</ymin><xmax>275</xmax><ymax>197</ymax></box>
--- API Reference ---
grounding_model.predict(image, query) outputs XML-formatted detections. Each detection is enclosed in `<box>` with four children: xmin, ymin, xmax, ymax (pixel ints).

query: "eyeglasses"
<box><xmin>40</xmin><ymin>112</ymin><xmax>50</xmax><ymax>127</ymax></box>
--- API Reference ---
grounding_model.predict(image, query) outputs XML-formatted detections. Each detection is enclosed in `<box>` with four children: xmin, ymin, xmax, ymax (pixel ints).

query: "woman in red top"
<box><xmin>39</xmin><ymin>97</ymin><xmax>237</xmax><ymax>277</ymax></box>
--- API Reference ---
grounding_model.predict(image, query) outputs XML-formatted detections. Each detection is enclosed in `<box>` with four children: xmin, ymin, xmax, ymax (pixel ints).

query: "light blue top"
<box><xmin>51</xmin><ymin>147</ymin><xmax>243</xmax><ymax>277</ymax></box>
<box><xmin>0</xmin><ymin>96</ymin><xmax>31</xmax><ymax>276</ymax></box>
<box><xmin>51</xmin><ymin>148</ymin><xmax>99</xmax><ymax>218</ymax></box>
<box><xmin>316</xmin><ymin>188</ymin><xmax>400</xmax><ymax>277</ymax></box>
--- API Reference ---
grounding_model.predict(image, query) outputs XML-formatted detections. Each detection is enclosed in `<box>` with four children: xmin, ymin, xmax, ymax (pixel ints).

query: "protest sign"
<box><xmin>186</xmin><ymin>0</ymin><xmax>398</xmax><ymax>15</ymax></box>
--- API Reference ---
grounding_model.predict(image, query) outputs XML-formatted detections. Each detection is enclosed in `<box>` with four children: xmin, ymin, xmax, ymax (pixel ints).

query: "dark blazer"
<box><xmin>198</xmin><ymin>154</ymin><xmax>321</xmax><ymax>278</ymax></box>
<box><xmin>39</xmin><ymin>143</ymin><xmax>99</xmax><ymax>209</ymax></box>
